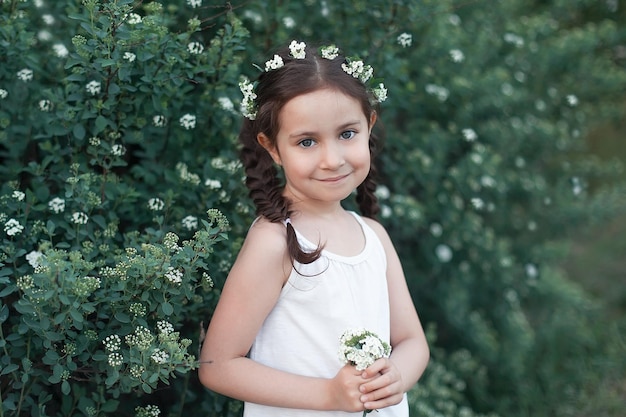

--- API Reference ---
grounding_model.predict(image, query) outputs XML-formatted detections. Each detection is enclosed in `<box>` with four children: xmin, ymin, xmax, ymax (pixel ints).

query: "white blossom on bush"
<box><xmin>435</xmin><ymin>244</ymin><xmax>453</xmax><ymax>263</ymax></box>
<box><xmin>52</xmin><ymin>43</ymin><xmax>68</xmax><ymax>57</ymax></box>
<box><xmin>187</xmin><ymin>41</ymin><xmax>204</xmax><ymax>54</ymax></box>
<box><xmin>147</xmin><ymin>197</ymin><xmax>164</xmax><ymax>211</ymax></box>
<box><xmin>42</xmin><ymin>14</ymin><xmax>55</xmax><ymax>25</ymax></box>
<box><xmin>123</xmin><ymin>52</ymin><xmax>136</xmax><ymax>62</ymax></box>
<box><xmin>462</xmin><ymin>128</ymin><xmax>478</xmax><ymax>142</ymax></box>
<box><xmin>111</xmin><ymin>144</ymin><xmax>126</xmax><ymax>156</ymax></box>
<box><xmin>283</xmin><ymin>16</ymin><xmax>295</xmax><ymax>28</ymax></box>
<box><xmin>125</xmin><ymin>13</ymin><xmax>142</xmax><ymax>24</ymax></box>
<box><xmin>397</xmin><ymin>32</ymin><xmax>412</xmax><ymax>48</ymax></box>
<box><xmin>107</xmin><ymin>352</ymin><xmax>123</xmax><ymax>367</ymax></box>
<box><xmin>135</xmin><ymin>404</ymin><xmax>161</xmax><ymax>417</ymax></box>
<box><xmin>4</xmin><ymin>219</ymin><xmax>24</xmax><ymax>236</ymax></box>
<box><xmin>450</xmin><ymin>49</ymin><xmax>465</xmax><ymax>62</ymax></box>
<box><xmin>153</xmin><ymin>115</ymin><xmax>167</xmax><ymax>127</ymax></box>
<box><xmin>187</xmin><ymin>0</ymin><xmax>202</xmax><ymax>7</ymax></box>
<box><xmin>103</xmin><ymin>335</ymin><xmax>121</xmax><ymax>351</ymax></box>
<box><xmin>181</xmin><ymin>215</ymin><xmax>198</xmax><ymax>230</ymax></box>
<box><xmin>12</xmin><ymin>190</ymin><xmax>25</xmax><ymax>201</ymax></box>
<box><xmin>430</xmin><ymin>223</ymin><xmax>443</xmax><ymax>237</ymax></box>
<box><xmin>566</xmin><ymin>94</ymin><xmax>579</xmax><ymax>106</ymax></box>
<box><xmin>150</xmin><ymin>349</ymin><xmax>169</xmax><ymax>364</ymax></box>
<box><xmin>157</xmin><ymin>320</ymin><xmax>174</xmax><ymax>335</ymax></box>
<box><xmin>38</xmin><ymin>99</ymin><xmax>52</xmax><ymax>112</ymax></box>
<box><xmin>165</xmin><ymin>267</ymin><xmax>183</xmax><ymax>284</ymax></box>
<box><xmin>48</xmin><ymin>197</ymin><xmax>65</xmax><ymax>213</ymax></box>
<box><xmin>425</xmin><ymin>84</ymin><xmax>449</xmax><ymax>101</ymax></box>
<box><xmin>37</xmin><ymin>30</ymin><xmax>52</xmax><ymax>41</ymax></box>
<box><xmin>26</xmin><ymin>250</ymin><xmax>43</xmax><ymax>268</ymax></box>
<box><xmin>89</xmin><ymin>136</ymin><xmax>100</xmax><ymax>146</ymax></box>
<box><xmin>85</xmin><ymin>80</ymin><xmax>101</xmax><ymax>95</ymax></box>
<box><xmin>71</xmin><ymin>211</ymin><xmax>89</xmax><ymax>225</ymax></box>
<box><xmin>179</xmin><ymin>114</ymin><xmax>196</xmax><ymax>129</ymax></box>
<box><xmin>217</xmin><ymin>97</ymin><xmax>234</xmax><ymax>112</ymax></box>
<box><xmin>0</xmin><ymin>89</ymin><xmax>7</xmax><ymax>99</ymax></box>
<box><xmin>17</xmin><ymin>68</ymin><xmax>33</xmax><ymax>82</ymax></box>
<box><xmin>204</xmin><ymin>179</ymin><xmax>221</xmax><ymax>190</ymax></box>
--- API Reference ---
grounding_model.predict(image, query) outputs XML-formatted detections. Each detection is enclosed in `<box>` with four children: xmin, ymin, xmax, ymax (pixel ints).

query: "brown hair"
<box><xmin>238</xmin><ymin>42</ymin><xmax>382</xmax><ymax>265</ymax></box>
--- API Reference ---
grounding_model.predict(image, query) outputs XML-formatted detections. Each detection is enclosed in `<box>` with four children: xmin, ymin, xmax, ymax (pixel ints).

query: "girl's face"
<box><xmin>258</xmin><ymin>88</ymin><xmax>376</xmax><ymax>208</ymax></box>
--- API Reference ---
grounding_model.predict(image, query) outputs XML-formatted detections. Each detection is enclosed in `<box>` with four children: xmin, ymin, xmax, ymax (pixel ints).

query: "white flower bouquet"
<box><xmin>338</xmin><ymin>328</ymin><xmax>392</xmax><ymax>416</ymax></box>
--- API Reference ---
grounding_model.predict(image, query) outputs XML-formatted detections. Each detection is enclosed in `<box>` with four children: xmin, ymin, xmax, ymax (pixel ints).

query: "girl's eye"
<box><xmin>340</xmin><ymin>130</ymin><xmax>356</xmax><ymax>140</ymax></box>
<box><xmin>299</xmin><ymin>138</ymin><xmax>315</xmax><ymax>148</ymax></box>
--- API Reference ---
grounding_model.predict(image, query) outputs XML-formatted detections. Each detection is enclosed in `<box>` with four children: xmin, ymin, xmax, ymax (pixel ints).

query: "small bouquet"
<box><xmin>338</xmin><ymin>328</ymin><xmax>392</xmax><ymax>416</ymax></box>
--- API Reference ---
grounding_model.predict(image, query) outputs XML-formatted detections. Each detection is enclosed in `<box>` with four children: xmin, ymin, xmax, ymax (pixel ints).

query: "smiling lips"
<box><xmin>317</xmin><ymin>173</ymin><xmax>350</xmax><ymax>183</ymax></box>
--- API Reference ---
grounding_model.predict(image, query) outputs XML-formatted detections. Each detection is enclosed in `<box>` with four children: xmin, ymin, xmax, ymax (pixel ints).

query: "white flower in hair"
<box><xmin>372</xmin><ymin>83</ymin><xmax>388</xmax><ymax>103</ymax></box>
<box><xmin>239</xmin><ymin>78</ymin><xmax>257</xmax><ymax>120</ymax></box>
<box><xmin>289</xmin><ymin>40</ymin><xmax>306</xmax><ymax>59</ymax></box>
<box><xmin>320</xmin><ymin>45</ymin><xmax>339</xmax><ymax>60</ymax></box>
<box><xmin>264</xmin><ymin>54</ymin><xmax>284</xmax><ymax>71</ymax></box>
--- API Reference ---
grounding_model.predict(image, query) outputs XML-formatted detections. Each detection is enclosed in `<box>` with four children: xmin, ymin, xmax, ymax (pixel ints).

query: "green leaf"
<box><xmin>161</xmin><ymin>302</ymin><xmax>174</xmax><ymax>316</ymax></box>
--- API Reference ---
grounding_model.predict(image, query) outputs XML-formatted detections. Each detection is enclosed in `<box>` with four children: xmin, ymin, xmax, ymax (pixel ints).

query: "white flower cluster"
<box><xmin>53</xmin><ymin>43</ymin><xmax>69</xmax><ymax>58</ymax></box>
<box><xmin>108</xmin><ymin>352</ymin><xmax>123</xmax><ymax>367</ymax></box>
<box><xmin>187</xmin><ymin>0</ymin><xmax>202</xmax><ymax>7</ymax></box>
<box><xmin>126</xmin><ymin>13</ymin><xmax>142</xmax><ymax>25</ymax></box>
<box><xmin>341</xmin><ymin>59</ymin><xmax>373</xmax><ymax>83</ymax></box>
<box><xmin>397</xmin><ymin>32</ymin><xmax>412</xmax><ymax>48</ymax></box>
<box><xmin>71</xmin><ymin>211</ymin><xmax>89</xmax><ymax>225</ymax></box>
<box><xmin>86</xmin><ymin>80</ymin><xmax>101</xmax><ymax>95</ymax></box>
<box><xmin>103</xmin><ymin>334</ymin><xmax>121</xmax><ymax>351</ymax></box>
<box><xmin>265</xmin><ymin>54</ymin><xmax>284</xmax><ymax>71</ymax></box>
<box><xmin>181</xmin><ymin>215</ymin><xmax>198</xmax><ymax>231</ymax></box>
<box><xmin>157</xmin><ymin>320</ymin><xmax>174</xmax><ymax>335</ymax></box>
<box><xmin>123</xmin><ymin>52</ymin><xmax>136</xmax><ymax>62</ymax></box>
<box><xmin>125</xmin><ymin>326</ymin><xmax>154</xmax><ymax>350</ymax></box>
<box><xmin>0</xmin><ymin>89</ymin><xmax>7</xmax><ymax>99</ymax></box>
<box><xmin>111</xmin><ymin>144</ymin><xmax>126</xmax><ymax>156</ymax></box>
<box><xmin>17</xmin><ymin>68</ymin><xmax>33</xmax><ymax>82</ymax></box>
<box><xmin>4</xmin><ymin>219</ymin><xmax>24</xmax><ymax>236</ymax></box>
<box><xmin>135</xmin><ymin>404</ymin><xmax>161</xmax><ymax>417</ymax></box>
<box><xmin>48</xmin><ymin>197</ymin><xmax>65</xmax><ymax>213</ymax></box>
<box><xmin>320</xmin><ymin>45</ymin><xmax>339</xmax><ymax>60</ymax></box>
<box><xmin>13</xmin><ymin>190</ymin><xmax>25</xmax><ymax>201</ymax></box>
<box><xmin>165</xmin><ymin>266</ymin><xmax>183</xmax><ymax>284</ymax></box>
<box><xmin>187</xmin><ymin>41</ymin><xmax>204</xmax><ymax>54</ymax></box>
<box><xmin>179</xmin><ymin>113</ymin><xmax>196</xmax><ymax>129</ymax></box>
<box><xmin>288</xmin><ymin>40</ymin><xmax>306</xmax><ymax>59</ymax></box>
<box><xmin>153</xmin><ymin>114</ymin><xmax>167</xmax><ymax>127</ymax></box>
<box><xmin>26</xmin><ymin>250</ymin><xmax>43</xmax><ymax>268</ymax></box>
<box><xmin>148</xmin><ymin>197</ymin><xmax>164</xmax><ymax>211</ymax></box>
<box><xmin>239</xmin><ymin>78</ymin><xmax>257</xmax><ymax>120</ymax></box>
<box><xmin>338</xmin><ymin>328</ymin><xmax>391</xmax><ymax>371</ymax></box>
<box><xmin>39</xmin><ymin>99</ymin><xmax>52</xmax><ymax>112</ymax></box>
<box><xmin>150</xmin><ymin>349</ymin><xmax>169</xmax><ymax>364</ymax></box>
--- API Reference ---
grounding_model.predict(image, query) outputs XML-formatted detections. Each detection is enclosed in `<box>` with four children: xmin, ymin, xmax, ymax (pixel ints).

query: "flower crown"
<box><xmin>239</xmin><ymin>40</ymin><xmax>388</xmax><ymax>120</ymax></box>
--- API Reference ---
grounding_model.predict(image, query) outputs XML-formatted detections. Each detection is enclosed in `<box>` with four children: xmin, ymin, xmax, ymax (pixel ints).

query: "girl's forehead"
<box><xmin>281</xmin><ymin>88</ymin><xmax>364</xmax><ymax>117</ymax></box>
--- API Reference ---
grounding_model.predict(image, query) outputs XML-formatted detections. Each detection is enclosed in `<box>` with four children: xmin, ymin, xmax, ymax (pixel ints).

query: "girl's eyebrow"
<box><xmin>288</xmin><ymin>120</ymin><xmax>363</xmax><ymax>138</ymax></box>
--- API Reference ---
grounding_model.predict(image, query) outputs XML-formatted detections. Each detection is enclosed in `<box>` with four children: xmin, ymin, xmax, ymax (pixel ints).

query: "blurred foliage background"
<box><xmin>1</xmin><ymin>0</ymin><xmax>624</xmax><ymax>416</ymax></box>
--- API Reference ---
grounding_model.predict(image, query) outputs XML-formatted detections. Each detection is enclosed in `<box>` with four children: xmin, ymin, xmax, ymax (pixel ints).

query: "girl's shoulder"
<box><xmin>246</xmin><ymin>216</ymin><xmax>288</xmax><ymax>246</ymax></box>
<box><xmin>358</xmin><ymin>215</ymin><xmax>394</xmax><ymax>248</ymax></box>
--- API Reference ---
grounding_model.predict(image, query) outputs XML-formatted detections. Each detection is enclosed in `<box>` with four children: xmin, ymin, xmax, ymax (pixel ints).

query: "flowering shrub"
<box><xmin>1</xmin><ymin>1</ymin><xmax>250</xmax><ymax>415</ymax></box>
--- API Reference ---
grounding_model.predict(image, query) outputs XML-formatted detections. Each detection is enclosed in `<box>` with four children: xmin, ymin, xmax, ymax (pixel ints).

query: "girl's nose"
<box><xmin>319</xmin><ymin>141</ymin><xmax>345</xmax><ymax>169</ymax></box>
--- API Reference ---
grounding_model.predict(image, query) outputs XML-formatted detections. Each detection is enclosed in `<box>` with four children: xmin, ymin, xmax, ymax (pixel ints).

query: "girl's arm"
<box><xmin>359</xmin><ymin>219</ymin><xmax>430</xmax><ymax>411</ymax></box>
<box><xmin>198</xmin><ymin>218</ymin><xmax>368</xmax><ymax>412</ymax></box>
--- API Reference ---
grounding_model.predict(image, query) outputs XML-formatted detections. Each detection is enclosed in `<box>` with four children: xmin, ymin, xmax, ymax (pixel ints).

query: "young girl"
<box><xmin>199</xmin><ymin>40</ymin><xmax>429</xmax><ymax>416</ymax></box>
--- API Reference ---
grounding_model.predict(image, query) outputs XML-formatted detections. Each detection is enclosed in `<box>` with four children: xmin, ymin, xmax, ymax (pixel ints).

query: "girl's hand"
<box><xmin>329</xmin><ymin>364</ymin><xmax>374</xmax><ymax>412</ymax></box>
<box><xmin>358</xmin><ymin>358</ymin><xmax>404</xmax><ymax>411</ymax></box>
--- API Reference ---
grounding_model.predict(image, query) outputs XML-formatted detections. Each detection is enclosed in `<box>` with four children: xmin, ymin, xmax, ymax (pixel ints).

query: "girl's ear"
<box><xmin>368</xmin><ymin>111</ymin><xmax>378</xmax><ymax>134</ymax></box>
<box><xmin>257</xmin><ymin>133</ymin><xmax>282</xmax><ymax>165</ymax></box>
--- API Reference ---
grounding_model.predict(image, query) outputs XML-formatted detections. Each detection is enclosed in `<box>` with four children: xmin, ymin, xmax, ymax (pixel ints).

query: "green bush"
<box><xmin>2</xmin><ymin>1</ymin><xmax>625</xmax><ymax>417</ymax></box>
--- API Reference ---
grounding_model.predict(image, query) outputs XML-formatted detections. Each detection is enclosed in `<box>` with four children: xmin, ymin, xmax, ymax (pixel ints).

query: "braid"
<box><xmin>356</xmin><ymin>127</ymin><xmax>382</xmax><ymax>219</ymax></box>
<box><xmin>239</xmin><ymin>119</ymin><xmax>322</xmax><ymax>264</ymax></box>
